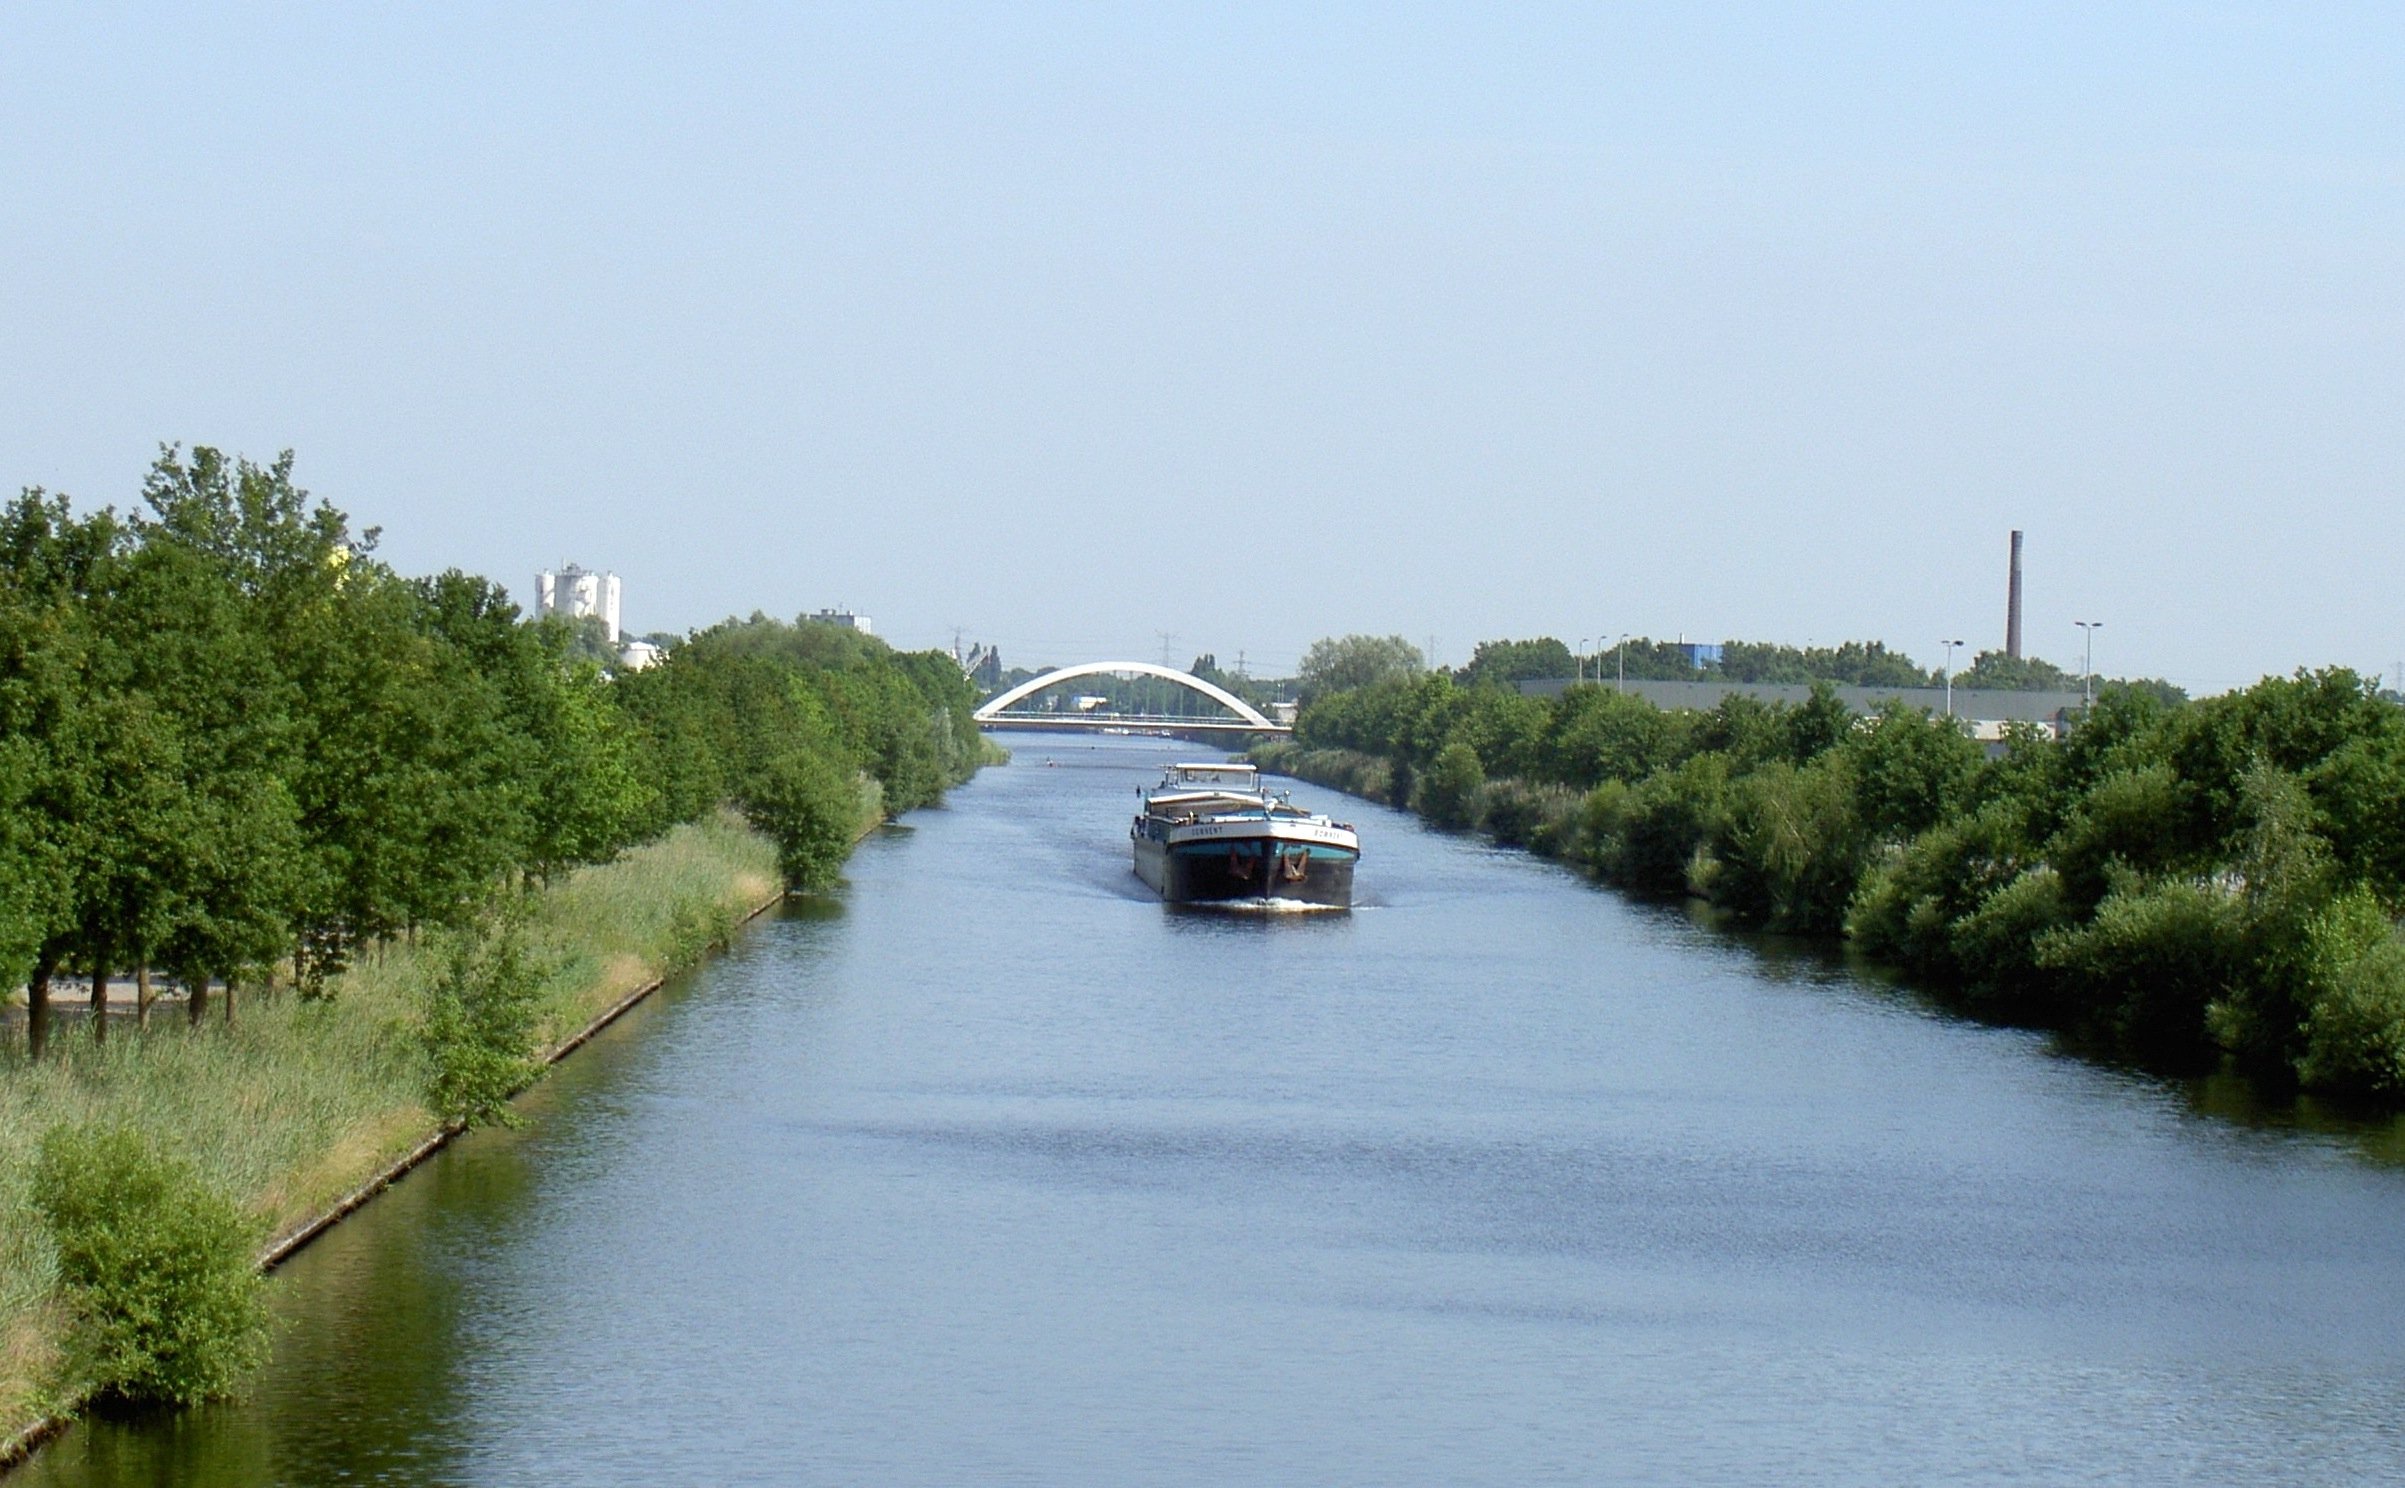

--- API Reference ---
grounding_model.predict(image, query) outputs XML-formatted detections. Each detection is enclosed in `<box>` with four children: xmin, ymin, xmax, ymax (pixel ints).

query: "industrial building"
<box><xmin>535</xmin><ymin>564</ymin><xmax>623</xmax><ymax>644</ymax></box>
<box><xmin>806</xmin><ymin>608</ymin><xmax>873</xmax><ymax>635</ymax></box>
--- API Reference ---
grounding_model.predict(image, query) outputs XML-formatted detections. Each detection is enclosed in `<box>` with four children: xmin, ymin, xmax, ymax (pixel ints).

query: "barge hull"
<box><xmin>1135</xmin><ymin>836</ymin><xmax>1355</xmax><ymax>908</ymax></box>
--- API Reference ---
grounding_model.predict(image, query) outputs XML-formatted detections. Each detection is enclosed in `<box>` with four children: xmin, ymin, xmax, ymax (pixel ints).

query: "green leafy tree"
<box><xmin>1</xmin><ymin>490</ymin><xmax>119</xmax><ymax>1042</ymax></box>
<box><xmin>1848</xmin><ymin>796</ymin><xmax>2041</xmax><ymax>983</ymax></box>
<box><xmin>2045</xmin><ymin>763</ymin><xmax>2191</xmax><ymax>914</ymax></box>
<box><xmin>2210</xmin><ymin>764</ymin><xmax>2341</xmax><ymax>1075</ymax></box>
<box><xmin>1782</xmin><ymin>681</ymin><xmax>1854</xmax><ymax>764</ymax></box>
<box><xmin>2305</xmin><ymin>719</ymin><xmax>2405</xmax><ymax>902</ymax></box>
<box><xmin>1579</xmin><ymin>752</ymin><xmax>1731</xmax><ymax>895</ymax></box>
<box><xmin>0</xmin><ymin>731</ymin><xmax>56</xmax><ymax>989</ymax></box>
<box><xmin>1956</xmin><ymin>649</ymin><xmax>2077</xmax><ymax>693</ymax></box>
<box><xmin>1540</xmin><ymin>687</ymin><xmax>1685</xmax><ymax>787</ymax></box>
<box><xmin>102</xmin><ymin>518</ymin><xmax>304</xmax><ymax>1014</ymax></box>
<box><xmin>0</xmin><ymin>589</ymin><xmax>77</xmax><ymax>994</ymax></box>
<box><xmin>1842</xmin><ymin>706</ymin><xmax>1983</xmax><ymax>840</ymax></box>
<box><xmin>744</xmin><ymin>745</ymin><xmax>862</xmax><ymax>891</ymax></box>
<box><xmin>2164</xmin><ymin>668</ymin><xmax>2388</xmax><ymax>857</ymax></box>
<box><xmin>1714</xmin><ymin>638</ymin><xmax>1934</xmax><ymax>689</ymax></box>
<box><xmin>1297</xmin><ymin>634</ymin><xmax>1424</xmax><ymax>704</ymax></box>
<box><xmin>1455</xmin><ymin>637</ymin><xmax>1576</xmax><ymax>688</ymax></box>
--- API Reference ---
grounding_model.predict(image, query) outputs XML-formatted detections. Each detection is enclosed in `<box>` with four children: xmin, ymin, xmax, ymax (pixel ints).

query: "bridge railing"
<box><xmin>976</xmin><ymin>710</ymin><xmax>1289</xmax><ymax>734</ymax></box>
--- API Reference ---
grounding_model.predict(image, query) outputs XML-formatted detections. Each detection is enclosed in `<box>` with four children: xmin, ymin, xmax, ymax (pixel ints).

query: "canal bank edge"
<box><xmin>0</xmin><ymin>819</ymin><xmax>835</xmax><ymax>1477</ymax></box>
<box><xmin>250</xmin><ymin>879</ymin><xmax>793</xmax><ymax>1274</ymax></box>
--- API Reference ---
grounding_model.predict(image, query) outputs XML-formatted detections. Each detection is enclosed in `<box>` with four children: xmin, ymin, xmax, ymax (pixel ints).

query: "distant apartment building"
<box><xmin>806</xmin><ymin>608</ymin><xmax>873</xmax><ymax>635</ymax></box>
<box><xmin>535</xmin><ymin>564</ymin><xmax>622</xmax><ymax>644</ymax></box>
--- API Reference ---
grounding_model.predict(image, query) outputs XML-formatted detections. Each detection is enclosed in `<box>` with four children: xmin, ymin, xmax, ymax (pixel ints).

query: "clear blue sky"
<box><xmin>5</xmin><ymin>3</ymin><xmax>2399</xmax><ymax>690</ymax></box>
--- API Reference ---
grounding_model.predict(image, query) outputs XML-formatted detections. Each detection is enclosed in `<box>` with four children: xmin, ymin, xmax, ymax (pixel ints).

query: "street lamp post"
<box><xmin>1578</xmin><ymin>637</ymin><xmax>1589</xmax><ymax>687</ymax></box>
<box><xmin>1617</xmin><ymin>634</ymin><xmax>1629</xmax><ymax>694</ymax></box>
<box><xmin>1942</xmin><ymin>638</ymin><xmax>1964</xmax><ymax>718</ymax></box>
<box><xmin>2075</xmin><ymin>621</ymin><xmax>2103</xmax><ymax>709</ymax></box>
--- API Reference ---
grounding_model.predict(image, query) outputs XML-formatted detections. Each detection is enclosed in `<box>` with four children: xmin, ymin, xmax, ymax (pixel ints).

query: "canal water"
<box><xmin>23</xmin><ymin>735</ymin><xmax>2405</xmax><ymax>1485</ymax></box>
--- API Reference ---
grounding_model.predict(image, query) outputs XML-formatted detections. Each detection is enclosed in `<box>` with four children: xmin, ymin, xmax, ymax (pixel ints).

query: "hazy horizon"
<box><xmin>6</xmin><ymin>5</ymin><xmax>2400</xmax><ymax>693</ymax></box>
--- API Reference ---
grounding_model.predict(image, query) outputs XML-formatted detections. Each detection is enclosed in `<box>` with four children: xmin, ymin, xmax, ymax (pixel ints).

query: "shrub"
<box><xmin>1846</xmin><ymin>798</ymin><xmax>2037</xmax><ymax>980</ymax></box>
<box><xmin>2297</xmin><ymin>891</ymin><xmax>2405</xmax><ymax>1096</ymax></box>
<box><xmin>1273</xmin><ymin>747</ymin><xmax>1396</xmax><ymax>804</ymax></box>
<box><xmin>1415</xmin><ymin>742</ymin><xmax>1486</xmax><ymax>829</ymax></box>
<box><xmin>2046</xmin><ymin>762</ymin><xmax>2192</xmax><ymax>913</ymax></box>
<box><xmin>2037</xmin><ymin>875</ymin><xmax>2245</xmax><ymax>1060</ymax></box>
<box><xmin>1246</xmin><ymin>740</ymin><xmax>1301</xmax><ymax>775</ymax></box>
<box><xmin>1474</xmin><ymin>779</ymin><xmax>1579</xmax><ymax>854</ymax></box>
<box><xmin>422</xmin><ymin>908</ymin><xmax>549</xmax><ymax>1128</ymax></box>
<box><xmin>1947</xmin><ymin>866</ymin><xmax>2071</xmax><ymax>1018</ymax></box>
<box><xmin>1705</xmin><ymin>755</ymin><xmax>1867</xmax><ymax>932</ymax></box>
<box><xmin>1583</xmin><ymin>753</ymin><xmax>1730</xmax><ymax>896</ymax></box>
<box><xmin>33</xmin><ymin>1123</ymin><xmax>268</xmax><ymax>1406</ymax></box>
<box><xmin>663</xmin><ymin>894</ymin><xmax>739</xmax><ymax>971</ymax></box>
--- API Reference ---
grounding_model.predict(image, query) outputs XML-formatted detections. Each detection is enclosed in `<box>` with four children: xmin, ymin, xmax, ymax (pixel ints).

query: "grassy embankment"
<box><xmin>0</xmin><ymin>810</ymin><xmax>783</xmax><ymax>1438</ymax></box>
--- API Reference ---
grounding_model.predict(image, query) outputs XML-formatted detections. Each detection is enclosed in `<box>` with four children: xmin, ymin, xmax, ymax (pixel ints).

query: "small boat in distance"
<box><xmin>1131</xmin><ymin>762</ymin><xmax>1359</xmax><ymax>910</ymax></box>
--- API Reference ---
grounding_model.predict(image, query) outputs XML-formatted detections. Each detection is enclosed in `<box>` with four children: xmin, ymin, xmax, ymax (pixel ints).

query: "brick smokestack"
<box><xmin>2006</xmin><ymin>530</ymin><xmax>2024</xmax><ymax>660</ymax></box>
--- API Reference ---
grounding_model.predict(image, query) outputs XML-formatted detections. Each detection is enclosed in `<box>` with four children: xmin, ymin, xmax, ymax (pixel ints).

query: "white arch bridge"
<box><xmin>974</xmin><ymin>661</ymin><xmax>1290</xmax><ymax>736</ymax></box>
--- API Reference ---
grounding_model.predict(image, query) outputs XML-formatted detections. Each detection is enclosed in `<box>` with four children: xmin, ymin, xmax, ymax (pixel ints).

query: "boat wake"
<box><xmin>1173</xmin><ymin>896</ymin><xmax>1348</xmax><ymax>915</ymax></box>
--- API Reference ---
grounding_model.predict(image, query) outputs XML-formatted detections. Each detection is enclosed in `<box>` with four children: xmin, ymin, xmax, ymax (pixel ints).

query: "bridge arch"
<box><xmin>975</xmin><ymin>661</ymin><xmax>1276</xmax><ymax>728</ymax></box>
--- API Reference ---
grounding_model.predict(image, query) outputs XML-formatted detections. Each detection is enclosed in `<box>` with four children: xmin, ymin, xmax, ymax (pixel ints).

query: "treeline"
<box><xmin>1272</xmin><ymin>649</ymin><xmax>2405</xmax><ymax>1099</ymax></box>
<box><xmin>1447</xmin><ymin>633</ymin><xmax>2187</xmax><ymax>703</ymax></box>
<box><xmin>0</xmin><ymin>447</ymin><xmax>984</xmax><ymax>1041</ymax></box>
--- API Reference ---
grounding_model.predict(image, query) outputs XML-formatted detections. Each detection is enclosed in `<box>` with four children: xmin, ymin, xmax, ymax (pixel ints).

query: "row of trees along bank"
<box><xmin>1263</xmin><ymin>635</ymin><xmax>2405</xmax><ymax>1102</ymax></box>
<box><xmin>0</xmin><ymin>446</ymin><xmax>986</xmax><ymax>1048</ymax></box>
<box><xmin>0</xmin><ymin>448</ymin><xmax>991</xmax><ymax>1419</ymax></box>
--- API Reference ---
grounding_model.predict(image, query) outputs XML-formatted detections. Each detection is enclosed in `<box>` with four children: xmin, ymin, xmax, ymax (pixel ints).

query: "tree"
<box><xmin>1538</xmin><ymin>686</ymin><xmax>1684</xmax><ymax>787</ymax></box>
<box><xmin>100</xmin><ymin>518</ymin><xmax>304</xmax><ymax>1019</ymax></box>
<box><xmin>1297</xmin><ymin>634</ymin><xmax>1424</xmax><ymax>704</ymax></box>
<box><xmin>1843</xmin><ymin>705</ymin><xmax>1982</xmax><ymax>840</ymax></box>
<box><xmin>0</xmin><ymin>731</ymin><xmax>56</xmax><ymax>990</ymax></box>
<box><xmin>1</xmin><ymin>490</ymin><xmax>119</xmax><ymax>1047</ymax></box>
<box><xmin>1782</xmin><ymin>681</ymin><xmax>1854</xmax><ymax>764</ymax></box>
<box><xmin>0</xmin><ymin>641</ymin><xmax>69</xmax><ymax>997</ymax></box>
<box><xmin>1454</xmin><ymin>637</ymin><xmax>1575</xmax><ymax>688</ymax></box>
<box><xmin>2309</xmin><ymin>722</ymin><xmax>2405</xmax><ymax>902</ymax></box>
<box><xmin>1714</xmin><ymin>638</ymin><xmax>1933</xmax><ymax>689</ymax></box>
<box><xmin>743</xmin><ymin>745</ymin><xmax>862</xmax><ymax>891</ymax></box>
<box><xmin>1956</xmin><ymin>650</ymin><xmax>2077</xmax><ymax>693</ymax></box>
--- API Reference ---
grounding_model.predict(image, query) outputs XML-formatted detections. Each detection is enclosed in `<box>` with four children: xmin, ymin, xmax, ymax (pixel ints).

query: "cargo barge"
<box><xmin>1130</xmin><ymin>762</ymin><xmax>1358</xmax><ymax>909</ymax></box>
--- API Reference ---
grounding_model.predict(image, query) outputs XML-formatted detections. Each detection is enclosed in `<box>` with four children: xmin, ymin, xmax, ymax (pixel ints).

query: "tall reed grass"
<box><xmin>0</xmin><ymin>812</ymin><xmax>779</xmax><ymax>1430</ymax></box>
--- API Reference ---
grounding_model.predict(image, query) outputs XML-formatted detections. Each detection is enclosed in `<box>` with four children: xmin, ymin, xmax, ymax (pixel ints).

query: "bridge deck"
<box><xmin>976</xmin><ymin>712</ymin><xmax>1288</xmax><ymax>735</ymax></box>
